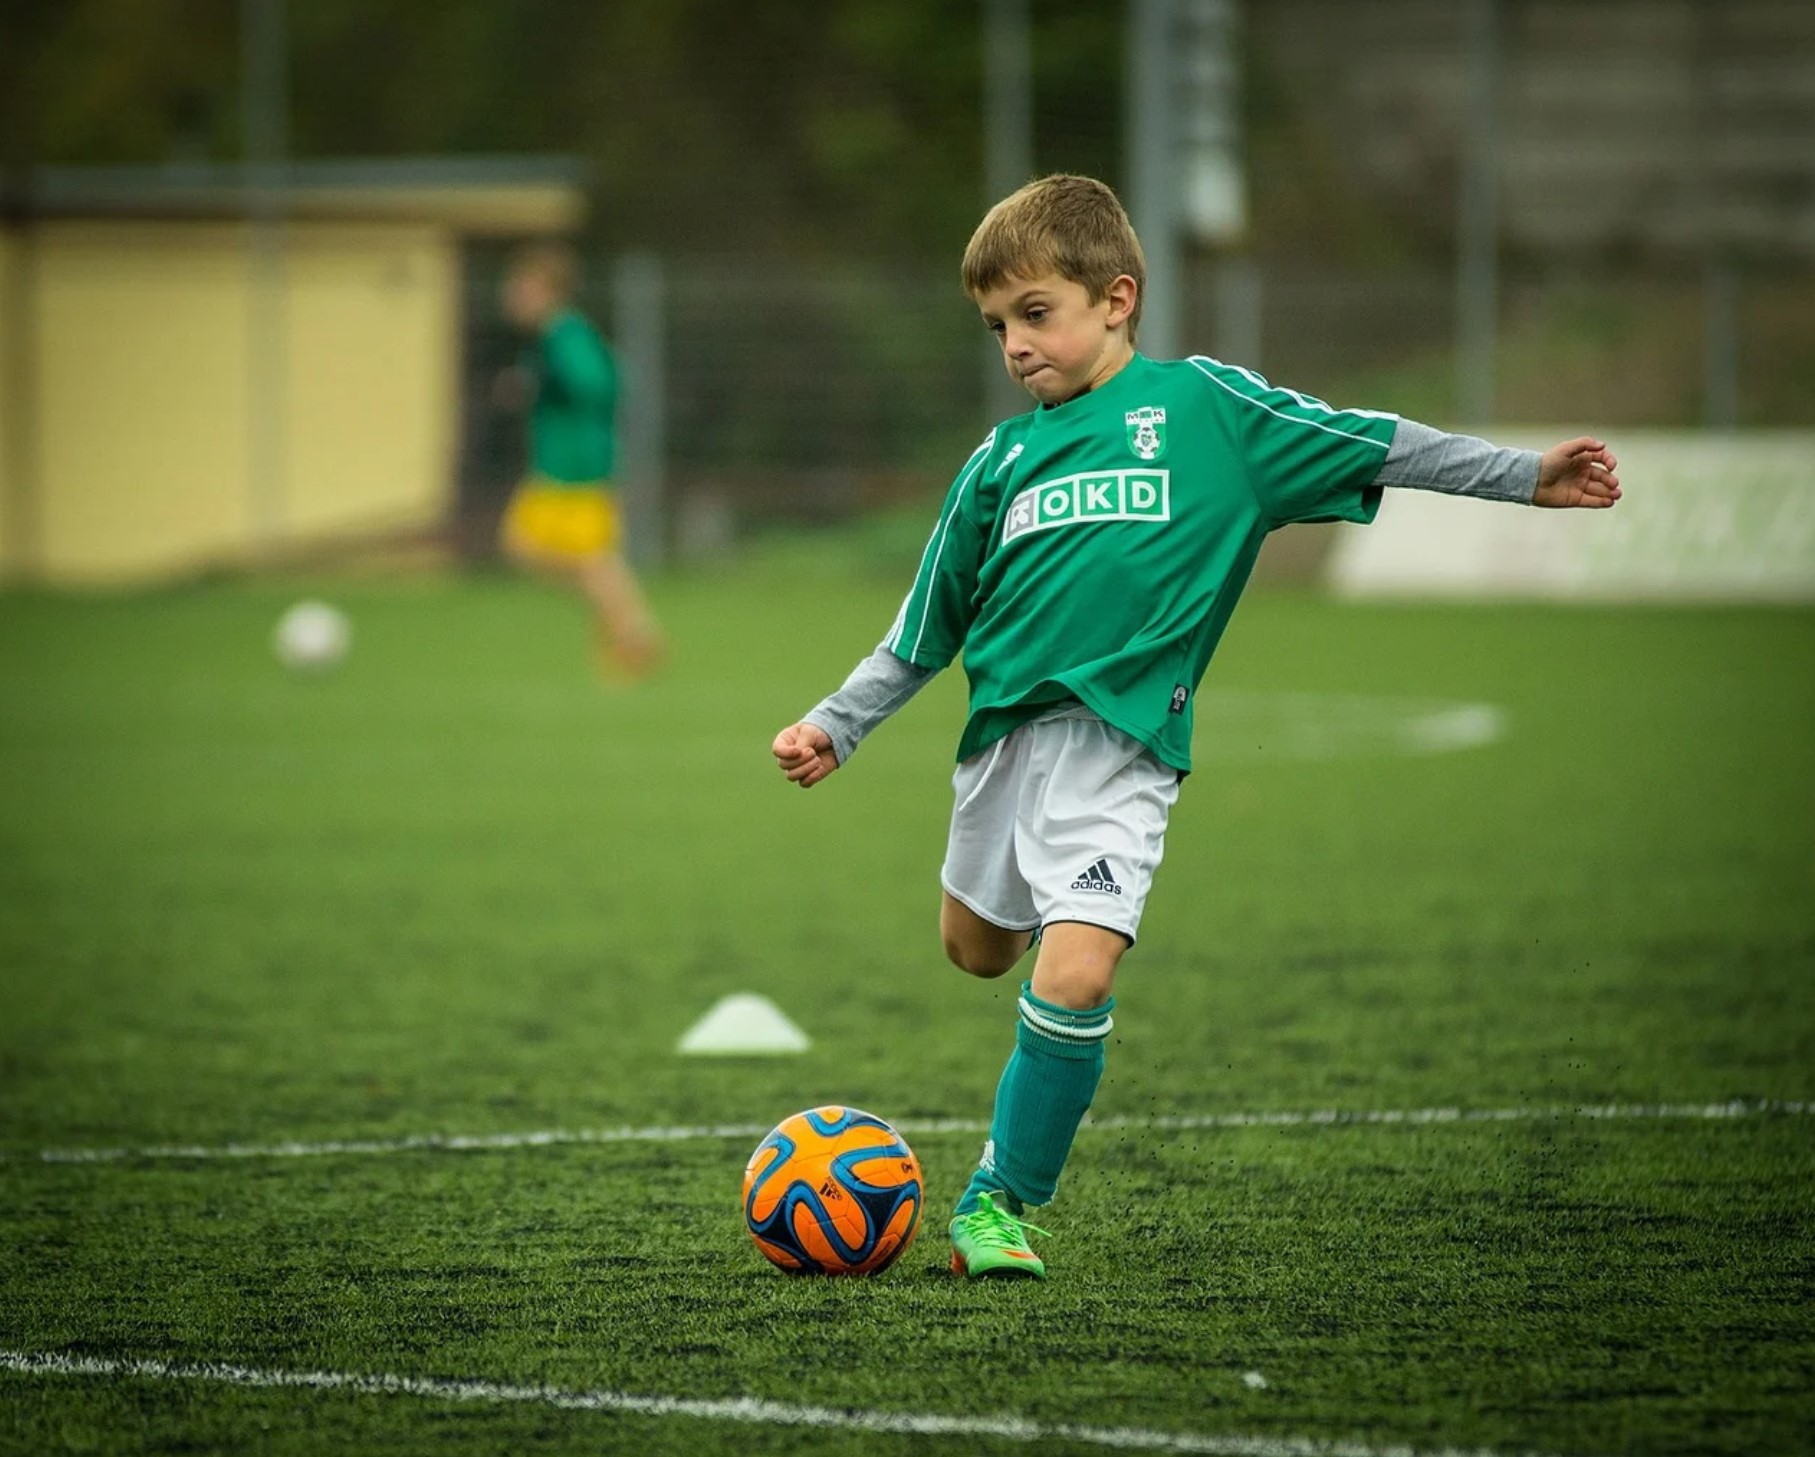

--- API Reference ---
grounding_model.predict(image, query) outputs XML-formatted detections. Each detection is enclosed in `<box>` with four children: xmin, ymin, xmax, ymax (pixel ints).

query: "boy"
<box><xmin>498</xmin><ymin>243</ymin><xmax>663</xmax><ymax>675</ymax></box>
<box><xmin>771</xmin><ymin>175</ymin><xmax>1620</xmax><ymax>1280</ymax></box>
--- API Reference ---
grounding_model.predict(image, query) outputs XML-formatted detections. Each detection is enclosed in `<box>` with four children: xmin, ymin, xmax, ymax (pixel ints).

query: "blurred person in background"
<box><xmin>497</xmin><ymin>243</ymin><xmax>664</xmax><ymax>677</ymax></box>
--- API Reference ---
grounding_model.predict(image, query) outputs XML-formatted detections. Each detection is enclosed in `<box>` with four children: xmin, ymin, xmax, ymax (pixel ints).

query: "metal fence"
<box><xmin>454</xmin><ymin>0</ymin><xmax>1815</xmax><ymax>563</ymax></box>
<box><xmin>455</xmin><ymin>249</ymin><xmax>1813</xmax><ymax>563</ymax></box>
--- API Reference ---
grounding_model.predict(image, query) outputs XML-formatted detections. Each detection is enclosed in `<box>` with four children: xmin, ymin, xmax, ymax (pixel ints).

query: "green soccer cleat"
<box><xmin>949</xmin><ymin>1192</ymin><xmax>1050</xmax><ymax>1279</ymax></box>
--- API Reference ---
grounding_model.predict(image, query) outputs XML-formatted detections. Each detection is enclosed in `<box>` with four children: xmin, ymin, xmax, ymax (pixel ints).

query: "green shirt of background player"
<box><xmin>771</xmin><ymin>175</ymin><xmax>1622</xmax><ymax>1281</ymax></box>
<box><xmin>498</xmin><ymin>243</ymin><xmax>663</xmax><ymax>677</ymax></box>
<box><xmin>525</xmin><ymin>306</ymin><xmax>618</xmax><ymax>484</ymax></box>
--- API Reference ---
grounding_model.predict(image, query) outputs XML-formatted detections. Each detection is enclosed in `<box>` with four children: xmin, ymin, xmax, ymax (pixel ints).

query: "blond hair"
<box><xmin>508</xmin><ymin>241</ymin><xmax>580</xmax><ymax>303</ymax></box>
<box><xmin>960</xmin><ymin>174</ymin><xmax>1146</xmax><ymax>341</ymax></box>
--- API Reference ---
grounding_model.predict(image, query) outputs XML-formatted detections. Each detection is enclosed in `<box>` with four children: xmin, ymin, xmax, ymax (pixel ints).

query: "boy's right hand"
<box><xmin>772</xmin><ymin>722</ymin><xmax>839</xmax><ymax>789</ymax></box>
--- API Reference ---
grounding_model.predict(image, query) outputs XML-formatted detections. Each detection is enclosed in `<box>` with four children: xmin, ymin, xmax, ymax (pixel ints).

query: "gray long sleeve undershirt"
<box><xmin>1374</xmin><ymin>417</ymin><xmax>1539</xmax><ymax>503</ymax></box>
<box><xmin>801</xmin><ymin>419</ymin><xmax>1539</xmax><ymax>764</ymax></box>
<box><xmin>802</xmin><ymin>644</ymin><xmax>934</xmax><ymax>770</ymax></box>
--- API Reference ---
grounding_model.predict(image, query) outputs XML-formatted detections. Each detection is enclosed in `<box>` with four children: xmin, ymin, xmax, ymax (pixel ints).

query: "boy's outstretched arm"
<box><xmin>1372</xmin><ymin>420</ymin><xmax>1621</xmax><ymax>509</ymax></box>
<box><xmin>772</xmin><ymin>645</ymin><xmax>935</xmax><ymax>790</ymax></box>
<box><xmin>1533</xmin><ymin>436</ymin><xmax>1621</xmax><ymax>508</ymax></box>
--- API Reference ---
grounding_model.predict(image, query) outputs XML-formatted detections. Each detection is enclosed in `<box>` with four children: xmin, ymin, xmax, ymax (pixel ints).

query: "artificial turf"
<box><xmin>1</xmin><ymin>554</ymin><xmax>1810</xmax><ymax>1455</ymax></box>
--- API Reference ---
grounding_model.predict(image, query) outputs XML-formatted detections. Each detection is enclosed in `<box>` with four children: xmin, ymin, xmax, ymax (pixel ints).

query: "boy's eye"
<box><xmin>1025</xmin><ymin>307</ymin><xmax>1047</xmax><ymax>323</ymax></box>
<box><xmin>986</xmin><ymin>320</ymin><xmax>1006</xmax><ymax>336</ymax></box>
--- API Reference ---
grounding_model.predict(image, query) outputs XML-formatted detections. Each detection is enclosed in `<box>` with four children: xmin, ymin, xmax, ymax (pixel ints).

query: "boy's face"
<box><xmin>503</xmin><ymin>268</ymin><xmax>558</xmax><ymax>330</ymax></box>
<box><xmin>974</xmin><ymin>271</ymin><xmax>1137</xmax><ymax>406</ymax></box>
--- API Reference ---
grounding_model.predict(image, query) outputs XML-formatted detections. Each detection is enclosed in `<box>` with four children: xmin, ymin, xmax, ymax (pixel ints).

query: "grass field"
<box><xmin>1</xmin><ymin>551</ymin><xmax>1811</xmax><ymax>1456</ymax></box>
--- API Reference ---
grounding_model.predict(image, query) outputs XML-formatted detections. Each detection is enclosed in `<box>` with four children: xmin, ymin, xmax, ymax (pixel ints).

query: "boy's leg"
<box><xmin>938</xmin><ymin>734</ymin><xmax>1041</xmax><ymax>973</ymax></box>
<box><xmin>1029</xmin><ymin>920</ymin><xmax>1125</xmax><ymax>1011</ymax></box>
<box><xmin>953</xmin><ymin>922</ymin><xmax>1125</xmax><ymax>1222</ymax></box>
<box><xmin>503</xmin><ymin>537</ymin><xmax>580</xmax><ymax>580</ymax></box>
<box><xmin>948</xmin><ymin>714</ymin><xmax>1177</xmax><ymax>1277</ymax></box>
<box><xmin>579</xmin><ymin>550</ymin><xmax>664</xmax><ymax>672</ymax></box>
<box><xmin>939</xmin><ymin>892</ymin><xmax>1034</xmax><ymax>979</ymax></box>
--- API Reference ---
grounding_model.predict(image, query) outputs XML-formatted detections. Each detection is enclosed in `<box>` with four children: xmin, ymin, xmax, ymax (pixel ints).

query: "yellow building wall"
<box><xmin>29</xmin><ymin>219</ymin><xmax>457</xmax><ymax>584</ymax></box>
<box><xmin>283</xmin><ymin>225</ymin><xmax>457</xmax><ymax>543</ymax></box>
<box><xmin>35</xmin><ymin>222</ymin><xmax>252</xmax><ymax>581</ymax></box>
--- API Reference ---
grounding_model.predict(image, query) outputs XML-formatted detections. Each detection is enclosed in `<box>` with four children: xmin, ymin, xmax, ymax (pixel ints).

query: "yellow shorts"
<box><xmin>501</xmin><ymin>480</ymin><xmax>620</xmax><ymax>559</ymax></box>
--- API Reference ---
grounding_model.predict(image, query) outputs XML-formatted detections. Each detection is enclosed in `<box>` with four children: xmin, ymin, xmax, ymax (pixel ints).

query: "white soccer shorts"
<box><xmin>940</xmin><ymin>706</ymin><xmax>1181</xmax><ymax>943</ymax></box>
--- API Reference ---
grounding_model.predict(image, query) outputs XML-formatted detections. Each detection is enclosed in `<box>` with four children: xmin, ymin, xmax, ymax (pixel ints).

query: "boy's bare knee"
<box><xmin>942</xmin><ymin>934</ymin><xmax>1016</xmax><ymax>978</ymax></box>
<box><xmin>1030</xmin><ymin>921</ymin><xmax>1128</xmax><ymax>1009</ymax></box>
<box><xmin>1033</xmin><ymin>962</ymin><xmax>1115</xmax><ymax>1007</ymax></box>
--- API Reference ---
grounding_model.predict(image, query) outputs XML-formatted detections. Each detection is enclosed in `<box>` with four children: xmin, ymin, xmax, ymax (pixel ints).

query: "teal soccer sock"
<box><xmin>955</xmin><ymin>981</ymin><xmax>1114</xmax><ymax>1218</ymax></box>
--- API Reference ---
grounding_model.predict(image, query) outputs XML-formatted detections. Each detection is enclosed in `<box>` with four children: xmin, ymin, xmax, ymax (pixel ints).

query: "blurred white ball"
<box><xmin>273</xmin><ymin>600</ymin><xmax>351</xmax><ymax>673</ymax></box>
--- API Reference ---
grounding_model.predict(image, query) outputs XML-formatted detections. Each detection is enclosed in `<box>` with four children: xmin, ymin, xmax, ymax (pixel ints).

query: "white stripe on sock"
<box><xmin>1017</xmin><ymin>996</ymin><xmax>1113</xmax><ymax>1043</ymax></box>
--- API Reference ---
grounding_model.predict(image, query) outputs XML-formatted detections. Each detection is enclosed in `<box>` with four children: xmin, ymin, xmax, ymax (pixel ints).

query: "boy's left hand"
<box><xmin>1534</xmin><ymin>437</ymin><xmax>1621</xmax><ymax>509</ymax></box>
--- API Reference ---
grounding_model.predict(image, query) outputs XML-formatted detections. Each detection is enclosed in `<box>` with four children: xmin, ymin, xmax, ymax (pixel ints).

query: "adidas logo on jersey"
<box><xmin>1002</xmin><ymin>470</ymin><xmax>1170</xmax><ymax>543</ymax></box>
<box><xmin>1070</xmin><ymin>858</ymin><xmax>1122</xmax><ymax>895</ymax></box>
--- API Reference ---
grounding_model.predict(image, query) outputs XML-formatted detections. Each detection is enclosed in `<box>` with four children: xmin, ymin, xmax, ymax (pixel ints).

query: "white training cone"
<box><xmin>677</xmin><ymin>993</ymin><xmax>810</xmax><ymax>1056</ymax></box>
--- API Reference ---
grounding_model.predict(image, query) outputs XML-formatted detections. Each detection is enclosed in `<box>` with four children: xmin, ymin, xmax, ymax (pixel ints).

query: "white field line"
<box><xmin>24</xmin><ymin>1099</ymin><xmax>1809</xmax><ymax>1166</ymax></box>
<box><xmin>0</xmin><ymin>1348</ymin><xmax>1560</xmax><ymax>1457</ymax></box>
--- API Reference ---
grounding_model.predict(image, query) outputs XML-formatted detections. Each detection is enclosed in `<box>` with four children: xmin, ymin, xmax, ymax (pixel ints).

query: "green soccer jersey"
<box><xmin>525</xmin><ymin>309</ymin><xmax>619</xmax><ymax>484</ymax></box>
<box><xmin>886</xmin><ymin>353</ymin><xmax>1397</xmax><ymax>773</ymax></box>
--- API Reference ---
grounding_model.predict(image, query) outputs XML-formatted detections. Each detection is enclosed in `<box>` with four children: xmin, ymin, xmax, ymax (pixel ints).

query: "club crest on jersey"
<box><xmin>1125</xmin><ymin>405</ymin><xmax>1167</xmax><ymax>461</ymax></box>
<box><xmin>1002</xmin><ymin>470</ymin><xmax>1171</xmax><ymax>543</ymax></box>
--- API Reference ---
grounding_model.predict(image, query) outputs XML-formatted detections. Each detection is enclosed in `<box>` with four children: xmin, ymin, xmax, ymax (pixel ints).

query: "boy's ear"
<box><xmin>1103</xmin><ymin>274</ymin><xmax>1138</xmax><ymax>330</ymax></box>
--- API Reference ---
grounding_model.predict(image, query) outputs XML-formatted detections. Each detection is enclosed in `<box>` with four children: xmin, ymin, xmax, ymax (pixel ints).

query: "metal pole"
<box><xmin>982</xmin><ymin>0</ymin><xmax>1034</xmax><ymax>421</ymax></box>
<box><xmin>1703</xmin><ymin>258</ymin><xmax>1739</xmax><ymax>431</ymax></box>
<box><xmin>1212</xmin><ymin>254</ymin><xmax>1262</xmax><ymax>367</ymax></box>
<box><xmin>1455</xmin><ymin>0</ymin><xmax>1498</xmax><ymax>427</ymax></box>
<box><xmin>1126</xmin><ymin>0</ymin><xmax>1181</xmax><ymax>361</ymax></box>
<box><xmin>1181</xmin><ymin>0</ymin><xmax>1253</xmax><ymax>365</ymax></box>
<box><xmin>1180</xmin><ymin>0</ymin><xmax>1245</xmax><ymax>246</ymax></box>
<box><xmin>242</xmin><ymin>0</ymin><xmax>289</xmax><ymax>553</ymax></box>
<box><xmin>1693</xmin><ymin>4</ymin><xmax>1738</xmax><ymax>432</ymax></box>
<box><xmin>611</xmin><ymin>253</ymin><xmax>667</xmax><ymax>567</ymax></box>
<box><xmin>984</xmin><ymin>0</ymin><xmax>1034</xmax><ymax>206</ymax></box>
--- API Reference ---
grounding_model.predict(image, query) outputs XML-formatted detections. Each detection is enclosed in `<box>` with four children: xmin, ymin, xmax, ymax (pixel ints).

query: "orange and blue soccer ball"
<box><xmin>742</xmin><ymin>1106</ymin><xmax>923</xmax><ymax>1275</ymax></box>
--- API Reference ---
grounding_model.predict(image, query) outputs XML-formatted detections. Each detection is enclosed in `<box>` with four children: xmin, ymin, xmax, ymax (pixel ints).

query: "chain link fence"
<box><xmin>455</xmin><ymin>249</ymin><xmax>1812</xmax><ymax>564</ymax></box>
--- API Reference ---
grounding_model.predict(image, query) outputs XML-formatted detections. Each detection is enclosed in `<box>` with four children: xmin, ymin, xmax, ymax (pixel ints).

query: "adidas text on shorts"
<box><xmin>940</xmin><ymin>706</ymin><xmax>1180</xmax><ymax>942</ymax></box>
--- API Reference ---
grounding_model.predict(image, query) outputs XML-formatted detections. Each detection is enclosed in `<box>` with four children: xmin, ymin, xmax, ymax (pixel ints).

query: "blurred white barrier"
<box><xmin>1328</xmin><ymin>432</ymin><xmax>1815</xmax><ymax>601</ymax></box>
